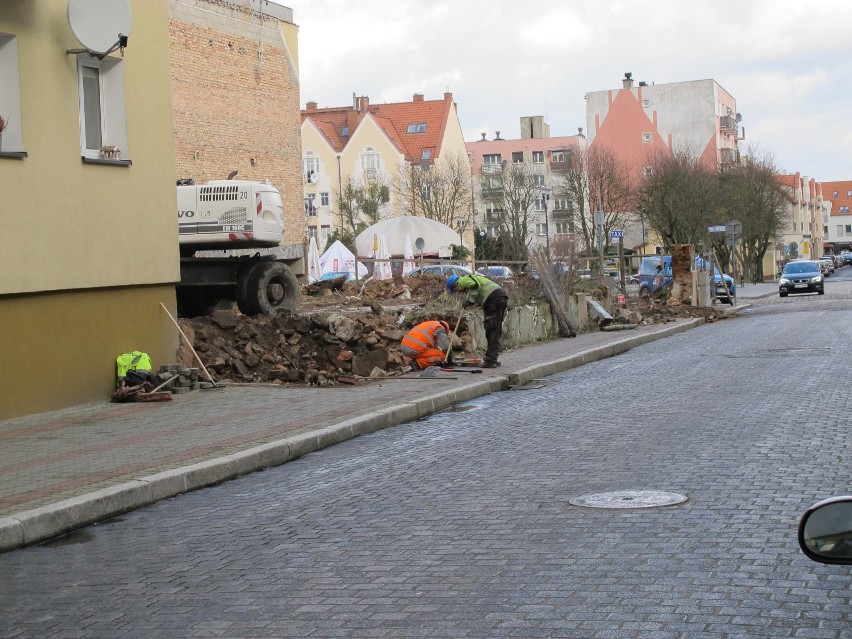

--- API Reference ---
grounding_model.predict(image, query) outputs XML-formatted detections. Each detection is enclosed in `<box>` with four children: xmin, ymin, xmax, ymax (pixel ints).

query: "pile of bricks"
<box><xmin>157</xmin><ymin>365</ymin><xmax>202</xmax><ymax>394</ymax></box>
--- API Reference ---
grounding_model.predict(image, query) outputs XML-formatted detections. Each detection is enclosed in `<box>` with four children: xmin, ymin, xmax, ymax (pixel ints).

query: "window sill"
<box><xmin>82</xmin><ymin>157</ymin><xmax>132</xmax><ymax>166</ymax></box>
<box><xmin>0</xmin><ymin>151</ymin><xmax>27</xmax><ymax>159</ymax></box>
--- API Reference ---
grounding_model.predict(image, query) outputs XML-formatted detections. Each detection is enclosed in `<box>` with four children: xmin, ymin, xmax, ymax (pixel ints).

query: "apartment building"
<box><xmin>776</xmin><ymin>173</ymin><xmax>824</xmax><ymax>262</ymax></box>
<box><xmin>0</xmin><ymin>1</ymin><xmax>179</xmax><ymax>418</ymax></box>
<box><xmin>300</xmin><ymin>92</ymin><xmax>470</xmax><ymax>249</ymax></box>
<box><xmin>466</xmin><ymin>116</ymin><xmax>586</xmax><ymax>250</ymax></box>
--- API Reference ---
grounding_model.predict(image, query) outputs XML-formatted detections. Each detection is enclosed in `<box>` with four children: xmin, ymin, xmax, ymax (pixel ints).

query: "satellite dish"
<box><xmin>415</xmin><ymin>237</ymin><xmax>425</xmax><ymax>251</ymax></box>
<box><xmin>735</xmin><ymin>112</ymin><xmax>742</xmax><ymax>122</ymax></box>
<box><xmin>309</xmin><ymin>173</ymin><xmax>319</xmax><ymax>184</ymax></box>
<box><xmin>68</xmin><ymin>0</ymin><xmax>132</xmax><ymax>55</ymax></box>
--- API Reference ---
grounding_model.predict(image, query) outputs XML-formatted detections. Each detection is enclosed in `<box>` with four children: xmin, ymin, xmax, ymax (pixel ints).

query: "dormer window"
<box><xmin>341</xmin><ymin>126</ymin><xmax>349</xmax><ymax>137</ymax></box>
<box><xmin>407</xmin><ymin>123</ymin><xmax>427</xmax><ymax>134</ymax></box>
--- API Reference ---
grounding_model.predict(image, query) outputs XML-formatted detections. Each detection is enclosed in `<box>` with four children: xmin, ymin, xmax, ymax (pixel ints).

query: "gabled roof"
<box><xmin>301</xmin><ymin>93</ymin><xmax>456</xmax><ymax>163</ymax></box>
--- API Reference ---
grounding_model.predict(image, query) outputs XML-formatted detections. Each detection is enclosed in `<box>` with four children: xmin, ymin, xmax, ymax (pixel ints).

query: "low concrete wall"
<box><xmin>466</xmin><ymin>290</ymin><xmax>609</xmax><ymax>351</ymax></box>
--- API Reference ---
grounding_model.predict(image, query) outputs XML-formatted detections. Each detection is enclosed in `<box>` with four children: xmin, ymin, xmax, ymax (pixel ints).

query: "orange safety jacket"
<box><xmin>401</xmin><ymin>321</ymin><xmax>450</xmax><ymax>367</ymax></box>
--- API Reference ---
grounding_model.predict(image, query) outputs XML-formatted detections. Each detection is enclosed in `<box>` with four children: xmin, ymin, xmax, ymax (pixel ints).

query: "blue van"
<box><xmin>637</xmin><ymin>256</ymin><xmax>735</xmax><ymax>301</ymax></box>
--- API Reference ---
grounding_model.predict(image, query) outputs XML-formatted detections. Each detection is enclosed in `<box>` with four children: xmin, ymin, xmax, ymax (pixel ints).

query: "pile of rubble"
<box><xmin>177</xmin><ymin>276</ymin><xmax>471</xmax><ymax>386</ymax></box>
<box><xmin>175</xmin><ymin>275</ymin><xmax>729</xmax><ymax>387</ymax></box>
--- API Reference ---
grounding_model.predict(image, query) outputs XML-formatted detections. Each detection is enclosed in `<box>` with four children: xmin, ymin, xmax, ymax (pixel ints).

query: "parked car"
<box><xmin>799</xmin><ymin>496</ymin><xmax>852</xmax><ymax>565</ymax></box>
<box><xmin>405</xmin><ymin>264</ymin><xmax>472</xmax><ymax>278</ymax></box>
<box><xmin>819</xmin><ymin>256</ymin><xmax>835</xmax><ymax>275</ymax></box>
<box><xmin>778</xmin><ymin>260</ymin><xmax>824</xmax><ymax>297</ymax></box>
<box><xmin>636</xmin><ymin>255</ymin><xmax>735</xmax><ymax>301</ymax></box>
<box><xmin>476</xmin><ymin>265</ymin><xmax>514</xmax><ymax>280</ymax></box>
<box><xmin>842</xmin><ymin>252</ymin><xmax>852</xmax><ymax>266</ymax></box>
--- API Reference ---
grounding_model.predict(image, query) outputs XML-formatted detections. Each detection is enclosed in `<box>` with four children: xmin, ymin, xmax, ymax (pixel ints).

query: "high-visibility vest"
<box><xmin>401</xmin><ymin>321</ymin><xmax>447</xmax><ymax>357</ymax></box>
<box><xmin>454</xmin><ymin>274</ymin><xmax>501</xmax><ymax>307</ymax></box>
<box><xmin>116</xmin><ymin>351</ymin><xmax>152</xmax><ymax>379</ymax></box>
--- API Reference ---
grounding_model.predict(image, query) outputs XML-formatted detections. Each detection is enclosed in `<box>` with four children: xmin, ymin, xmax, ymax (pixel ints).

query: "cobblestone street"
<box><xmin>2</xmin><ymin>297</ymin><xmax>851</xmax><ymax>638</ymax></box>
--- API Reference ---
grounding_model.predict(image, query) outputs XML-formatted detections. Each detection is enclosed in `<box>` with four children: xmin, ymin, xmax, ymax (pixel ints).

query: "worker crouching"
<box><xmin>401</xmin><ymin>320</ymin><xmax>453</xmax><ymax>370</ymax></box>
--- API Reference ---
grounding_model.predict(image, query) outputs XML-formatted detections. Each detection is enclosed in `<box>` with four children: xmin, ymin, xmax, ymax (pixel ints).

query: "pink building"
<box><xmin>585</xmin><ymin>73</ymin><xmax>741</xmax><ymax>185</ymax></box>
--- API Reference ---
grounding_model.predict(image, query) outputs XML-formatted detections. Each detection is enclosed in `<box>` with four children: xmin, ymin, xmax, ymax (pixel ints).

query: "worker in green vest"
<box><xmin>446</xmin><ymin>274</ymin><xmax>508</xmax><ymax>368</ymax></box>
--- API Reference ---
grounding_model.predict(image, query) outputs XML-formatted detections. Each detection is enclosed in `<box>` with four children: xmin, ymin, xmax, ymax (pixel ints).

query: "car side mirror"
<box><xmin>798</xmin><ymin>496</ymin><xmax>852</xmax><ymax>564</ymax></box>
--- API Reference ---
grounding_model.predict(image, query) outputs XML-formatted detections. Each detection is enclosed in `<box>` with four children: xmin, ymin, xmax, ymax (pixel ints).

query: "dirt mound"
<box><xmin>176</xmin><ymin>276</ymin><xmax>727</xmax><ymax>386</ymax></box>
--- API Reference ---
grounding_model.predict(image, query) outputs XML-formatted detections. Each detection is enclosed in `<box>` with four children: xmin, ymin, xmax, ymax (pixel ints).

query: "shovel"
<box><xmin>420</xmin><ymin>366</ymin><xmax>460</xmax><ymax>378</ymax></box>
<box><xmin>441</xmin><ymin>367</ymin><xmax>482</xmax><ymax>374</ymax></box>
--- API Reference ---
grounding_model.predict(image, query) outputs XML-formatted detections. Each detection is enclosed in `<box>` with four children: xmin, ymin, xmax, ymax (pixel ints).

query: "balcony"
<box><xmin>719</xmin><ymin>115</ymin><xmax>738</xmax><ymax>133</ymax></box>
<box><xmin>481</xmin><ymin>164</ymin><xmax>503</xmax><ymax>175</ymax></box>
<box><xmin>720</xmin><ymin>148</ymin><xmax>739</xmax><ymax>164</ymax></box>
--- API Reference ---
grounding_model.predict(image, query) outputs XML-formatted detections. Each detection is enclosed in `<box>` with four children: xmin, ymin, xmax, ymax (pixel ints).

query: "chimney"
<box><xmin>305</xmin><ymin>101</ymin><xmax>317</xmax><ymax>111</ymax></box>
<box><xmin>443</xmin><ymin>91</ymin><xmax>452</xmax><ymax>101</ymax></box>
<box><xmin>494</xmin><ymin>131</ymin><xmax>502</xmax><ymax>141</ymax></box>
<box><xmin>354</xmin><ymin>95</ymin><xmax>370</xmax><ymax>112</ymax></box>
<box><xmin>413</xmin><ymin>93</ymin><xmax>425</xmax><ymax>102</ymax></box>
<box><xmin>622</xmin><ymin>72</ymin><xmax>634</xmax><ymax>88</ymax></box>
<box><xmin>480</xmin><ymin>132</ymin><xmax>487</xmax><ymax>141</ymax></box>
<box><xmin>578</xmin><ymin>127</ymin><xmax>585</xmax><ymax>138</ymax></box>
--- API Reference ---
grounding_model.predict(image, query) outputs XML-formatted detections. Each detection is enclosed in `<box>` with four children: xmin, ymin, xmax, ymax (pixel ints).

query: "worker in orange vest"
<box><xmin>401</xmin><ymin>320</ymin><xmax>453</xmax><ymax>370</ymax></box>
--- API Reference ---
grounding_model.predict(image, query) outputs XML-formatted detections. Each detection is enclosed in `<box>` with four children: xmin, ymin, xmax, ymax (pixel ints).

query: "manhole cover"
<box><xmin>569</xmin><ymin>490</ymin><xmax>687</xmax><ymax>509</ymax></box>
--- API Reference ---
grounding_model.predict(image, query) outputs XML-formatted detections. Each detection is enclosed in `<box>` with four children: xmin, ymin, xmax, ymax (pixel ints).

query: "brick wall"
<box><xmin>169</xmin><ymin>1</ymin><xmax>304</xmax><ymax>246</ymax></box>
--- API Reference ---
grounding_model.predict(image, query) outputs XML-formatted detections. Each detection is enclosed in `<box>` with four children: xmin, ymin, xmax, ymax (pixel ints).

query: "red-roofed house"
<box><xmin>820</xmin><ymin>181</ymin><xmax>852</xmax><ymax>253</ymax></box>
<box><xmin>301</xmin><ymin>92</ymin><xmax>469</xmax><ymax>248</ymax></box>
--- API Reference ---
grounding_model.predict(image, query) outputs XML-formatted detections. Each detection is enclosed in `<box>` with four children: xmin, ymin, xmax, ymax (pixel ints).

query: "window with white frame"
<box><xmin>0</xmin><ymin>34</ymin><xmax>24</xmax><ymax>154</ymax></box>
<box><xmin>486</xmin><ymin>225</ymin><xmax>499</xmax><ymax>237</ymax></box>
<box><xmin>642</xmin><ymin>132</ymin><xmax>652</xmax><ymax>143</ymax></box>
<box><xmin>76</xmin><ymin>54</ymin><xmax>129</xmax><ymax>161</ymax></box>
<box><xmin>551</xmin><ymin>151</ymin><xmax>566</xmax><ymax>163</ymax></box>
<box><xmin>832</xmin><ymin>191</ymin><xmax>839</xmax><ymax>197</ymax></box>
<box><xmin>642</xmin><ymin>98</ymin><xmax>650</xmax><ymax>108</ymax></box>
<box><xmin>555</xmin><ymin>222</ymin><xmax>569</xmax><ymax>234</ymax></box>
<box><xmin>308</xmin><ymin>226</ymin><xmax>318</xmax><ymax>239</ymax></box>
<box><xmin>320</xmin><ymin>191</ymin><xmax>330</xmax><ymax>206</ymax></box>
<box><xmin>303</xmin><ymin>152</ymin><xmax>319</xmax><ymax>183</ymax></box>
<box><xmin>535</xmin><ymin>223</ymin><xmax>547</xmax><ymax>235</ymax></box>
<box><xmin>532</xmin><ymin>150</ymin><xmax>544</xmax><ymax>163</ymax></box>
<box><xmin>841</xmin><ymin>206</ymin><xmax>851</xmax><ymax>214</ymax></box>
<box><xmin>848</xmin><ymin>190</ymin><xmax>852</xmax><ymax>197</ymax></box>
<box><xmin>512</xmin><ymin>151</ymin><xmax>524</xmax><ymax>164</ymax></box>
<box><xmin>321</xmin><ymin>225</ymin><xmax>331</xmax><ymax>243</ymax></box>
<box><xmin>406</xmin><ymin>123</ymin><xmax>426</xmax><ymax>133</ymax></box>
<box><xmin>361</xmin><ymin>147</ymin><xmax>379</xmax><ymax>176</ymax></box>
<box><xmin>837</xmin><ymin>225</ymin><xmax>843</xmax><ymax>236</ymax></box>
<box><xmin>483</xmin><ymin>153</ymin><xmax>502</xmax><ymax>165</ymax></box>
<box><xmin>533</xmin><ymin>174</ymin><xmax>545</xmax><ymax>187</ymax></box>
<box><xmin>306</xmin><ymin>193</ymin><xmax>317</xmax><ymax>216</ymax></box>
<box><xmin>534</xmin><ymin>197</ymin><xmax>546</xmax><ymax>211</ymax></box>
<box><xmin>554</xmin><ymin>197</ymin><xmax>570</xmax><ymax>211</ymax></box>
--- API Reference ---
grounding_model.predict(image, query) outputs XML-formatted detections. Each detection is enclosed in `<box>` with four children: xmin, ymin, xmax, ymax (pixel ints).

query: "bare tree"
<box><xmin>553</xmin><ymin>146</ymin><xmax>634</xmax><ymax>256</ymax></box>
<box><xmin>396</xmin><ymin>150</ymin><xmax>473</xmax><ymax>250</ymax></box>
<box><xmin>713</xmin><ymin>146</ymin><xmax>789</xmax><ymax>281</ymax></box>
<box><xmin>479</xmin><ymin>161</ymin><xmax>542</xmax><ymax>262</ymax></box>
<box><xmin>637</xmin><ymin>145</ymin><xmax>719</xmax><ymax>248</ymax></box>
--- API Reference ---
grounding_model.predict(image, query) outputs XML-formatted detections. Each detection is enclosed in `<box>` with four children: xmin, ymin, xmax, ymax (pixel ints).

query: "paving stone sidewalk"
<box><xmin>0</xmin><ymin>287</ymin><xmax>774</xmax><ymax>553</ymax></box>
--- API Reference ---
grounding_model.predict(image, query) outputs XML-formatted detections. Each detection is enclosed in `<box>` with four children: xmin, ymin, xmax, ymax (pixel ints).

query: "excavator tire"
<box><xmin>239</xmin><ymin>261</ymin><xmax>299</xmax><ymax>315</ymax></box>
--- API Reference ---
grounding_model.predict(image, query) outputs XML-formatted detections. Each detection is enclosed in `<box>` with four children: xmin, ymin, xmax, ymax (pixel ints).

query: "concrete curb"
<box><xmin>0</xmin><ymin>320</ymin><xmax>702</xmax><ymax>553</ymax></box>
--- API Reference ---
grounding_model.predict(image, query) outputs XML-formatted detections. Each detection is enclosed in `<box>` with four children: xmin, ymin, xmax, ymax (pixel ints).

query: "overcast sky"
<box><xmin>278</xmin><ymin>0</ymin><xmax>851</xmax><ymax>182</ymax></box>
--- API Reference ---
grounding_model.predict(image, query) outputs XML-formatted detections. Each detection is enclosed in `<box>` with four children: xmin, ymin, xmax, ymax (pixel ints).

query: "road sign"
<box><xmin>708</xmin><ymin>225</ymin><xmax>726</xmax><ymax>233</ymax></box>
<box><xmin>725</xmin><ymin>219</ymin><xmax>742</xmax><ymax>237</ymax></box>
<box><xmin>610</xmin><ymin>230</ymin><xmax>624</xmax><ymax>239</ymax></box>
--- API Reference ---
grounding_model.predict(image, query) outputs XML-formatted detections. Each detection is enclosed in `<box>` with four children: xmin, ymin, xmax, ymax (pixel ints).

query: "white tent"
<box><xmin>319</xmin><ymin>240</ymin><xmax>368</xmax><ymax>279</ymax></box>
<box><xmin>374</xmin><ymin>234</ymin><xmax>393</xmax><ymax>280</ymax></box>
<box><xmin>307</xmin><ymin>236</ymin><xmax>321</xmax><ymax>283</ymax></box>
<box><xmin>355</xmin><ymin>216</ymin><xmax>460</xmax><ymax>257</ymax></box>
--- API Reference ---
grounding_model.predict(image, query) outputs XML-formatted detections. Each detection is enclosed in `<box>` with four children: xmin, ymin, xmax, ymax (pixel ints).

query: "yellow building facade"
<box><xmin>0</xmin><ymin>0</ymin><xmax>179</xmax><ymax>419</ymax></box>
